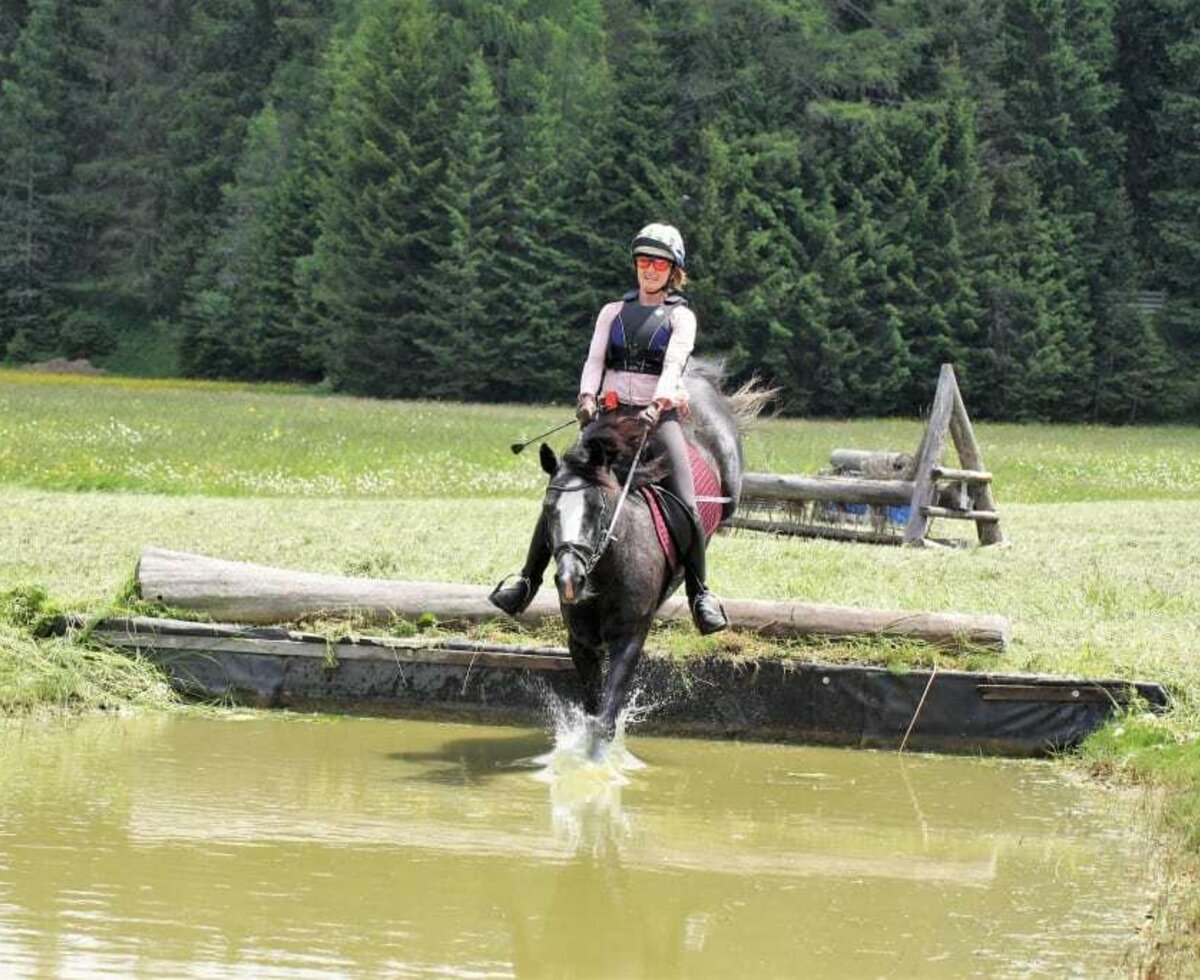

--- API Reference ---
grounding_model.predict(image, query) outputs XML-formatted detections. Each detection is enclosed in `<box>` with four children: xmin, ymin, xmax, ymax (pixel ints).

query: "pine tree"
<box><xmin>0</xmin><ymin>0</ymin><xmax>68</xmax><ymax>359</ymax></box>
<box><xmin>181</xmin><ymin>102</ymin><xmax>323</xmax><ymax>380</ymax></box>
<box><xmin>313</xmin><ymin>0</ymin><xmax>451</xmax><ymax>397</ymax></box>
<box><xmin>486</xmin><ymin>0</ymin><xmax>613</xmax><ymax>402</ymax></box>
<box><xmin>417</xmin><ymin>52</ymin><xmax>505</xmax><ymax>399</ymax></box>
<box><xmin>1142</xmin><ymin>2</ymin><xmax>1200</xmax><ymax>413</ymax></box>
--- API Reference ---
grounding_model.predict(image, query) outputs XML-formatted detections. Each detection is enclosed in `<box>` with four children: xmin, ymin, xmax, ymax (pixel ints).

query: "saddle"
<box><xmin>641</xmin><ymin>443</ymin><xmax>724</xmax><ymax>568</ymax></box>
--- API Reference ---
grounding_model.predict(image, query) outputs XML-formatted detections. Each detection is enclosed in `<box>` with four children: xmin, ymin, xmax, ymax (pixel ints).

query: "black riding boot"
<box><xmin>680</xmin><ymin>508</ymin><xmax>728</xmax><ymax>635</ymax></box>
<box><xmin>489</xmin><ymin>513</ymin><xmax>551</xmax><ymax>616</ymax></box>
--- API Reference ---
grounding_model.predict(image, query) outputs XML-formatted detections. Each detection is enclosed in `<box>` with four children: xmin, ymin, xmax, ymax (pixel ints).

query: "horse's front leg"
<box><xmin>565</xmin><ymin>610</ymin><xmax>604</xmax><ymax>716</ymax></box>
<box><xmin>595</xmin><ymin>627</ymin><xmax>651</xmax><ymax>742</ymax></box>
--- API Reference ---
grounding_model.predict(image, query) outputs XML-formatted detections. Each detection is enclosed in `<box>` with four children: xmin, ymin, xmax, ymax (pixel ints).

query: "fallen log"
<box><xmin>740</xmin><ymin>472</ymin><xmax>963</xmax><ymax>509</ymax></box>
<box><xmin>137</xmin><ymin>547</ymin><xmax>1011</xmax><ymax>652</ymax></box>
<box><xmin>741</xmin><ymin>472</ymin><xmax>915</xmax><ymax>506</ymax></box>
<box><xmin>828</xmin><ymin>449</ymin><xmax>914</xmax><ymax>476</ymax></box>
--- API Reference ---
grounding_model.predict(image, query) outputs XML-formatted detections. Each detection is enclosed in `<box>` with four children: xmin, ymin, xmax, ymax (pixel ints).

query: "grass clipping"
<box><xmin>0</xmin><ymin>586</ymin><xmax>176</xmax><ymax>716</ymax></box>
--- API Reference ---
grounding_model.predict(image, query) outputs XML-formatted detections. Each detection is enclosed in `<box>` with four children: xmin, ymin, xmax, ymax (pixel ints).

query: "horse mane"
<box><xmin>563</xmin><ymin>416</ymin><xmax>669</xmax><ymax>492</ymax></box>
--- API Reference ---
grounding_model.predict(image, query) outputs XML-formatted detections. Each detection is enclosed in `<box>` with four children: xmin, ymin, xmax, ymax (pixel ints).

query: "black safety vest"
<box><xmin>605</xmin><ymin>291</ymin><xmax>688</xmax><ymax>376</ymax></box>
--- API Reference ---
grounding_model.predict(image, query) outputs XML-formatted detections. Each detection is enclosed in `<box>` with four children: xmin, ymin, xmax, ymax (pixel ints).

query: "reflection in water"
<box><xmin>0</xmin><ymin>711</ymin><xmax>1153</xmax><ymax>977</ymax></box>
<box><xmin>518</xmin><ymin>697</ymin><xmax>686</xmax><ymax>977</ymax></box>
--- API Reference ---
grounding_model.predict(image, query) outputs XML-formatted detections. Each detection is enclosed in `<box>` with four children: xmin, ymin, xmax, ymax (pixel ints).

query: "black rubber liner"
<box><xmin>94</xmin><ymin>617</ymin><xmax>1169</xmax><ymax>757</ymax></box>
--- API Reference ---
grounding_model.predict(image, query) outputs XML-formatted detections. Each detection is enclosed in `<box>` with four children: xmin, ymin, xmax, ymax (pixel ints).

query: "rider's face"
<box><xmin>635</xmin><ymin>255</ymin><xmax>671</xmax><ymax>291</ymax></box>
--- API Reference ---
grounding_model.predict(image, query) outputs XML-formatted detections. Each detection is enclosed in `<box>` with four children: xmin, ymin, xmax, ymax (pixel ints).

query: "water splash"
<box><xmin>531</xmin><ymin>692</ymin><xmax>655</xmax><ymax>851</ymax></box>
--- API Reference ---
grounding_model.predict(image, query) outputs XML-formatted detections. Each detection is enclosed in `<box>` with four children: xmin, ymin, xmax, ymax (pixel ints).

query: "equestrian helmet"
<box><xmin>631</xmin><ymin>223</ymin><xmax>686</xmax><ymax>270</ymax></box>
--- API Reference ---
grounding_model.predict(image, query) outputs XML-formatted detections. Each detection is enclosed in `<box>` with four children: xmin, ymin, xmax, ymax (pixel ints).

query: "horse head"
<box><xmin>538</xmin><ymin>419</ymin><xmax>640</xmax><ymax>605</ymax></box>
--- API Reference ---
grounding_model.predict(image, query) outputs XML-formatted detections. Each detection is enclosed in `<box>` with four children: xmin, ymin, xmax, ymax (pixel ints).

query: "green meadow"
<box><xmin>3</xmin><ymin>368</ymin><xmax>1200</xmax><ymax>968</ymax></box>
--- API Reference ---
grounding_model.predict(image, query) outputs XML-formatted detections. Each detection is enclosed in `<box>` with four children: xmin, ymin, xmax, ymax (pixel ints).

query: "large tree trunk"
<box><xmin>136</xmin><ymin>547</ymin><xmax>1011</xmax><ymax>652</ymax></box>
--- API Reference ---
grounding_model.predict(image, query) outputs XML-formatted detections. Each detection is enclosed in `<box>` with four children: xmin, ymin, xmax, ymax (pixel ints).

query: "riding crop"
<box><xmin>510</xmin><ymin>418</ymin><xmax>578</xmax><ymax>454</ymax></box>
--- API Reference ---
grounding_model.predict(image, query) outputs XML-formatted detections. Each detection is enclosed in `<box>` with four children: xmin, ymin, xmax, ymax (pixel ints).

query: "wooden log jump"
<box><xmin>136</xmin><ymin>547</ymin><xmax>1011</xmax><ymax>652</ymax></box>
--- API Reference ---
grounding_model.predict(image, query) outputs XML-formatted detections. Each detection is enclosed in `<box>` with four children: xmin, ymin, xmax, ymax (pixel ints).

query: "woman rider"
<box><xmin>489</xmin><ymin>223</ymin><xmax>729</xmax><ymax>635</ymax></box>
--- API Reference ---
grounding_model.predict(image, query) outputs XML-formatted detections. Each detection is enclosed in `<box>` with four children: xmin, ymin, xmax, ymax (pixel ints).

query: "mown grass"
<box><xmin>6</xmin><ymin>368</ymin><xmax>1200</xmax><ymax>502</ymax></box>
<box><xmin>3</xmin><ymin>369</ymin><xmax>1200</xmax><ymax>970</ymax></box>
<box><xmin>0</xmin><ymin>586</ymin><xmax>176</xmax><ymax>717</ymax></box>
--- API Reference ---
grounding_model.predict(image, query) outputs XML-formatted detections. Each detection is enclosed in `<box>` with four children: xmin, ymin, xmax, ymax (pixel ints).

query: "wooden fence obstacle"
<box><xmin>728</xmin><ymin>364</ymin><xmax>1004</xmax><ymax>548</ymax></box>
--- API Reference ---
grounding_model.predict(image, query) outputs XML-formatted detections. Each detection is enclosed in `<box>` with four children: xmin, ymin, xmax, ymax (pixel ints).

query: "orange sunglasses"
<box><xmin>635</xmin><ymin>255</ymin><xmax>671</xmax><ymax>272</ymax></box>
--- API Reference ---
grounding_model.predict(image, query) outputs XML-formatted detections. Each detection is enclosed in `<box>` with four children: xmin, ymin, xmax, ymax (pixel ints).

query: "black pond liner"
<box><xmin>93</xmin><ymin>617</ymin><xmax>1169</xmax><ymax>758</ymax></box>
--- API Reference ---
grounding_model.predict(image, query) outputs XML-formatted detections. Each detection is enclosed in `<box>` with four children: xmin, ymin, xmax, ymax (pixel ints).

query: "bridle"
<box><xmin>545</xmin><ymin>479</ymin><xmax>611</xmax><ymax>578</ymax></box>
<box><xmin>545</xmin><ymin>429</ymin><xmax>649</xmax><ymax>578</ymax></box>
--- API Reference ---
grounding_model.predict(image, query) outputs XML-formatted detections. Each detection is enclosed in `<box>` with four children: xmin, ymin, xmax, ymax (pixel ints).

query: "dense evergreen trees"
<box><xmin>1</xmin><ymin>0</ymin><xmax>1197</xmax><ymax>421</ymax></box>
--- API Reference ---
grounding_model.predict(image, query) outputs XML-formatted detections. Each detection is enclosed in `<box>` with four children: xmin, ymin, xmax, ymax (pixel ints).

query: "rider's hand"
<box><xmin>638</xmin><ymin>402</ymin><xmax>661</xmax><ymax>430</ymax></box>
<box><xmin>576</xmin><ymin>393</ymin><xmax>598</xmax><ymax>427</ymax></box>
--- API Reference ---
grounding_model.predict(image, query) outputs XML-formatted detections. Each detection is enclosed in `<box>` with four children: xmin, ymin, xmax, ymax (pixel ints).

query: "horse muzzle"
<box><xmin>554</xmin><ymin>550</ymin><xmax>590</xmax><ymax>605</ymax></box>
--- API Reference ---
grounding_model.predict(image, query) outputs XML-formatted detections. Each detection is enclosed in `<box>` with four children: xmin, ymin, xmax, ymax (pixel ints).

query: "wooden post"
<box><xmin>903</xmin><ymin>364</ymin><xmax>957</xmax><ymax>545</ymax></box>
<box><xmin>903</xmin><ymin>364</ymin><xmax>1003</xmax><ymax>547</ymax></box>
<box><xmin>949</xmin><ymin>384</ymin><xmax>1005</xmax><ymax>546</ymax></box>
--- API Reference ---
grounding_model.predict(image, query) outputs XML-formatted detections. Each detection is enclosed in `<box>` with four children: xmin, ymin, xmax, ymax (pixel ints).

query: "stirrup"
<box><xmin>690</xmin><ymin>589</ymin><xmax>728</xmax><ymax>635</ymax></box>
<box><xmin>488</xmin><ymin>574</ymin><xmax>535</xmax><ymax>617</ymax></box>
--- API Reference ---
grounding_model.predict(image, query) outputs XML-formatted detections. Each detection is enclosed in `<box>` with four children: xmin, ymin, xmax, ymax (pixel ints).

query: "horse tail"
<box><xmin>684</xmin><ymin>358</ymin><xmax>778</xmax><ymax>519</ymax></box>
<box><xmin>686</xmin><ymin>357</ymin><xmax>777</xmax><ymax>433</ymax></box>
<box><xmin>726</xmin><ymin>375</ymin><xmax>778</xmax><ymax>432</ymax></box>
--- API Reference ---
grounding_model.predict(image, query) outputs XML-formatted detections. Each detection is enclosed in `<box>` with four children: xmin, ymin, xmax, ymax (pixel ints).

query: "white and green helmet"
<box><xmin>631</xmin><ymin>223</ymin><xmax>686</xmax><ymax>270</ymax></box>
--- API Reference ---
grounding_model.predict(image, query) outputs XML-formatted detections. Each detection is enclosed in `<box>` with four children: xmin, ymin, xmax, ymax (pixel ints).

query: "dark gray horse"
<box><xmin>536</xmin><ymin>363</ymin><xmax>766</xmax><ymax>748</ymax></box>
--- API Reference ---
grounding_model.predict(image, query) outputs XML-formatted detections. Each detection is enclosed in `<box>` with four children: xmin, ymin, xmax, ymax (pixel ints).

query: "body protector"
<box><xmin>606</xmin><ymin>291</ymin><xmax>688</xmax><ymax>376</ymax></box>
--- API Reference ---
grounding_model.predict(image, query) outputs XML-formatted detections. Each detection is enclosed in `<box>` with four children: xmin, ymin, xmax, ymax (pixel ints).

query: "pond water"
<box><xmin>0</xmin><ymin>711</ymin><xmax>1151</xmax><ymax>978</ymax></box>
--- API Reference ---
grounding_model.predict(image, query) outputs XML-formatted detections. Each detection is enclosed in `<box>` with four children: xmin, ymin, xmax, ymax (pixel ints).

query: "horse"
<box><xmin>535</xmin><ymin>362</ymin><xmax>767</xmax><ymax>751</ymax></box>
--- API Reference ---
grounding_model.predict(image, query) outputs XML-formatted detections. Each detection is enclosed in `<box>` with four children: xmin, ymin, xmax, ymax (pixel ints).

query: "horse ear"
<box><xmin>587</xmin><ymin>437</ymin><xmax>610</xmax><ymax>470</ymax></box>
<box><xmin>539</xmin><ymin>443</ymin><xmax>558</xmax><ymax>475</ymax></box>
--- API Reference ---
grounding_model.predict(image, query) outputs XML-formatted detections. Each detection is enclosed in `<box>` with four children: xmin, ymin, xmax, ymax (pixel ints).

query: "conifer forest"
<box><xmin>1</xmin><ymin>0</ymin><xmax>1197</xmax><ymax>421</ymax></box>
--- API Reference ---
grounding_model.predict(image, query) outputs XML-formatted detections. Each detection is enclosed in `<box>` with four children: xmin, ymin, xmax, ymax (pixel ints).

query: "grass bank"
<box><xmin>0</xmin><ymin>586</ymin><xmax>176</xmax><ymax>717</ymax></box>
<box><xmin>2</xmin><ymin>370</ymin><xmax>1199</xmax><ymax>969</ymax></box>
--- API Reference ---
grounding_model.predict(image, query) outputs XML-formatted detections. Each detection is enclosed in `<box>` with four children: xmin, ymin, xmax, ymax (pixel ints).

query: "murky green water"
<box><xmin>0</xmin><ymin>712</ymin><xmax>1150</xmax><ymax>978</ymax></box>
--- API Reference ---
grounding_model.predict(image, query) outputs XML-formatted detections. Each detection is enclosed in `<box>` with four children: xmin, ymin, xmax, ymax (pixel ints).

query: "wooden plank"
<box><xmin>724</xmin><ymin>516</ymin><xmax>905</xmax><ymax>546</ymax></box>
<box><xmin>98</xmin><ymin>629</ymin><xmax>578</xmax><ymax>672</ymax></box>
<box><xmin>948</xmin><ymin>379</ymin><xmax>1005</xmax><ymax>546</ymax></box>
<box><xmin>932</xmin><ymin>466</ymin><xmax>992</xmax><ymax>483</ymax></box>
<box><xmin>93</xmin><ymin>616</ymin><xmax>574</xmax><ymax>659</ymax></box>
<box><xmin>136</xmin><ymin>548</ymin><xmax>1011</xmax><ymax>651</ymax></box>
<box><xmin>920</xmin><ymin>506</ymin><xmax>1001</xmax><ymax>522</ymax></box>
<box><xmin>740</xmin><ymin>472</ymin><xmax>914</xmax><ymax>506</ymax></box>
<box><xmin>903</xmin><ymin>364</ymin><xmax>958</xmax><ymax>544</ymax></box>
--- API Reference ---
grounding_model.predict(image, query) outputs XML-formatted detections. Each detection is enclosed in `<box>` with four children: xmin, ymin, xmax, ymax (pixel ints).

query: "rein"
<box><xmin>593</xmin><ymin>428</ymin><xmax>649</xmax><ymax>567</ymax></box>
<box><xmin>549</xmin><ymin>427</ymin><xmax>650</xmax><ymax>577</ymax></box>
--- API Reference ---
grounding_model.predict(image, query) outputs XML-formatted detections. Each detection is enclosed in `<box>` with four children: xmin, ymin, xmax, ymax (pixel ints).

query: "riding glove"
<box><xmin>637</xmin><ymin>402</ymin><xmax>661</xmax><ymax>430</ymax></box>
<box><xmin>576</xmin><ymin>393</ymin><xmax>598</xmax><ymax>426</ymax></box>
